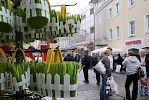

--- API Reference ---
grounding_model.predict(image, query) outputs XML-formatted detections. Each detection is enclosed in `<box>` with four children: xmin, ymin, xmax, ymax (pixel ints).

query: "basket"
<box><xmin>25</xmin><ymin>0</ymin><xmax>50</xmax><ymax>29</ymax></box>
<box><xmin>0</xmin><ymin>4</ymin><xmax>13</xmax><ymax>33</ymax></box>
<box><xmin>10</xmin><ymin>48</ymin><xmax>30</xmax><ymax>93</ymax></box>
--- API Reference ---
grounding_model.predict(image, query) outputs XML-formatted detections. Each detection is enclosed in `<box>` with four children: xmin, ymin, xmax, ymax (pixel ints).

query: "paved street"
<box><xmin>75</xmin><ymin>69</ymin><xmax>149</xmax><ymax>100</ymax></box>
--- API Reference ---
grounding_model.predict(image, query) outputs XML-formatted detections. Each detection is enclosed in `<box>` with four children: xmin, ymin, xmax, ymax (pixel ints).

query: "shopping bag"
<box><xmin>94</xmin><ymin>60</ymin><xmax>106</xmax><ymax>74</ymax></box>
<box><xmin>106</xmin><ymin>77</ymin><xmax>118</xmax><ymax>95</ymax></box>
<box><xmin>106</xmin><ymin>78</ymin><xmax>111</xmax><ymax>95</ymax></box>
<box><xmin>116</xmin><ymin>65</ymin><xmax>121</xmax><ymax>73</ymax></box>
<box><xmin>140</xmin><ymin>77</ymin><xmax>147</xmax><ymax>86</ymax></box>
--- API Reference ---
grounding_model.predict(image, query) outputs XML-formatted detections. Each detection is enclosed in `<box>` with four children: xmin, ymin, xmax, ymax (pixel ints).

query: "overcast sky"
<box><xmin>49</xmin><ymin>0</ymin><xmax>91</xmax><ymax>14</ymax></box>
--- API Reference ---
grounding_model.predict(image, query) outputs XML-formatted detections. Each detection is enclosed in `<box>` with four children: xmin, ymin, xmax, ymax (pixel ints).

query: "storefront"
<box><xmin>124</xmin><ymin>39</ymin><xmax>149</xmax><ymax>55</ymax></box>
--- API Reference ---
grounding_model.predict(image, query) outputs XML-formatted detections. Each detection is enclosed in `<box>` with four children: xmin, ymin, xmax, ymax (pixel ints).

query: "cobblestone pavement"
<box><xmin>75</xmin><ymin>69</ymin><xmax>149</xmax><ymax>100</ymax></box>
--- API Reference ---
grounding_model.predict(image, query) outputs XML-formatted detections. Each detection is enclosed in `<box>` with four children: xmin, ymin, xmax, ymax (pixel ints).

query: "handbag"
<box><xmin>94</xmin><ymin>60</ymin><xmax>106</xmax><ymax>74</ymax></box>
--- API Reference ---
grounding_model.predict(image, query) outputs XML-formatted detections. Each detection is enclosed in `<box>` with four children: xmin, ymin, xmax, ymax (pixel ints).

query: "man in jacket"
<box><xmin>82</xmin><ymin>51</ymin><xmax>90</xmax><ymax>83</ymax></box>
<box><xmin>123</xmin><ymin>51</ymin><xmax>141</xmax><ymax>100</ymax></box>
<box><xmin>64</xmin><ymin>52</ymin><xmax>75</xmax><ymax>61</ymax></box>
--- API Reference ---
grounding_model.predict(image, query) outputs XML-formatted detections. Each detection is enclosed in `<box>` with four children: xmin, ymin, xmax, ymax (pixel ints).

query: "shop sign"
<box><xmin>125</xmin><ymin>39</ymin><xmax>142</xmax><ymax>45</ymax></box>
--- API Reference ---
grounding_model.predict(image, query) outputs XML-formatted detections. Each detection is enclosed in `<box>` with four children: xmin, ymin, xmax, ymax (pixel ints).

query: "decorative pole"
<box><xmin>14</xmin><ymin>6</ymin><xmax>24</xmax><ymax>64</ymax></box>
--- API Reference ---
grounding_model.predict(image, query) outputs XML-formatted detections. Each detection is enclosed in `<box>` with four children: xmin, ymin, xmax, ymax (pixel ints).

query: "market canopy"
<box><xmin>91</xmin><ymin>46</ymin><xmax>124</xmax><ymax>55</ymax></box>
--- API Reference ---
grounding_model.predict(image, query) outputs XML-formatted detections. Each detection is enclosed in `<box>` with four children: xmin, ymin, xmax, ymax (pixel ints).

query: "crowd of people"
<box><xmin>63</xmin><ymin>47</ymin><xmax>149</xmax><ymax>100</ymax></box>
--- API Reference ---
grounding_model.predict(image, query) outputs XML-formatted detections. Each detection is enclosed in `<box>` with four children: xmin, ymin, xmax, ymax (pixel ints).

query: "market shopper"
<box><xmin>123</xmin><ymin>51</ymin><xmax>140</xmax><ymax>100</ymax></box>
<box><xmin>93</xmin><ymin>52</ymin><xmax>101</xmax><ymax>85</ymax></box>
<box><xmin>138</xmin><ymin>49</ymin><xmax>149</xmax><ymax>96</ymax></box>
<box><xmin>100</xmin><ymin>49</ymin><xmax>111</xmax><ymax>100</ymax></box>
<box><xmin>64</xmin><ymin>52</ymin><xmax>75</xmax><ymax>61</ymax></box>
<box><xmin>82</xmin><ymin>51</ymin><xmax>90</xmax><ymax>83</ymax></box>
<box><xmin>116</xmin><ymin>54</ymin><xmax>124</xmax><ymax>73</ymax></box>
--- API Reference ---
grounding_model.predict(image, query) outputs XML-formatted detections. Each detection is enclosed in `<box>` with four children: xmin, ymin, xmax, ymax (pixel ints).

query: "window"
<box><xmin>90</xmin><ymin>26</ymin><xmax>94</xmax><ymax>33</ymax></box>
<box><xmin>128</xmin><ymin>20</ymin><xmax>135</xmax><ymax>36</ymax></box>
<box><xmin>90</xmin><ymin>7</ymin><xmax>94</xmax><ymax>15</ymax></box>
<box><xmin>109</xmin><ymin>29</ymin><xmax>112</xmax><ymax>40</ymax></box>
<box><xmin>115</xmin><ymin>26</ymin><xmax>120</xmax><ymax>38</ymax></box>
<box><xmin>128</xmin><ymin>0</ymin><xmax>135</xmax><ymax>8</ymax></box>
<box><xmin>115</xmin><ymin>2</ymin><xmax>119</xmax><ymax>16</ymax></box>
<box><xmin>145</xmin><ymin>14</ymin><xmax>149</xmax><ymax>33</ymax></box>
<box><xmin>108</xmin><ymin>7</ymin><xmax>112</xmax><ymax>19</ymax></box>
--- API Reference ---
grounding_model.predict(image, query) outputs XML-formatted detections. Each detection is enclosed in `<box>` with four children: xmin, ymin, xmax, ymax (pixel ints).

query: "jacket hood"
<box><xmin>128</xmin><ymin>56</ymin><xmax>138</xmax><ymax>63</ymax></box>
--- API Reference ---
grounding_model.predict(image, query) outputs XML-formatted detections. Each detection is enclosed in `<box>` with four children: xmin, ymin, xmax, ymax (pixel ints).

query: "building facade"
<box><xmin>90</xmin><ymin>0</ymin><xmax>149</xmax><ymax>53</ymax></box>
<box><xmin>73</xmin><ymin>4</ymin><xmax>95</xmax><ymax>55</ymax></box>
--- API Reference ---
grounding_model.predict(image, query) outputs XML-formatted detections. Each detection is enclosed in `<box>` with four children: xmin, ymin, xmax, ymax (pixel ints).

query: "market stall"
<box><xmin>0</xmin><ymin>0</ymin><xmax>82</xmax><ymax>100</ymax></box>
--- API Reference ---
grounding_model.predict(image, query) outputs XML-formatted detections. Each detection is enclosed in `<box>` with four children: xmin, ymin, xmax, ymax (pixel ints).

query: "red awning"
<box><xmin>0</xmin><ymin>45</ymin><xmax>11</xmax><ymax>50</ymax></box>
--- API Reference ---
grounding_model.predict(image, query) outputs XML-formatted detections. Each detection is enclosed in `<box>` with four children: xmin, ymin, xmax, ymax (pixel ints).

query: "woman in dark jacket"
<box><xmin>116</xmin><ymin>54</ymin><xmax>124</xmax><ymax>72</ymax></box>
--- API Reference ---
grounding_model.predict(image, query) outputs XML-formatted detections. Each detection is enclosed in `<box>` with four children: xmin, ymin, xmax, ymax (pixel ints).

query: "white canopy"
<box><xmin>91</xmin><ymin>47</ymin><xmax>123</xmax><ymax>56</ymax></box>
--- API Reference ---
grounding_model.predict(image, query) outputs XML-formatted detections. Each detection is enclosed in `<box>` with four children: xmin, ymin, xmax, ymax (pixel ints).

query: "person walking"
<box><xmin>138</xmin><ymin>49</ymin><xmax>149</xmax><ymax>96</ymax></box>
<box><xmin>93</xmin><ymin>52</ymin><xmax>101</xmax><ymax>85</ymax></box>
<box><xmin>82</xmin><ymin>51</ymin><xmax>90</xmax><ymax>83</ymax></box>
<box><xmin>64</xmin><ymin>52</ymin><xmax>75</xmax><ymax>61</ymax></box>
<box><xmin>100</xmin><ymin>49</ymin><xmax>111</xmax><ymax>100</ymax></box>
<box><xmin>122</xmin><ymin>51</ymin><xmax>141</xmax><ymax>100</ymax></box>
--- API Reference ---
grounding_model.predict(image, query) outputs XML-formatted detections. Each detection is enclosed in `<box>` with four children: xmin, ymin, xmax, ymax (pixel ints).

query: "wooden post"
<box><xmin>14</xmin><ymin>7</ymin><xmax>24</xmax><ymax>64</ymax></box>
<box><xmin>15</xmin><ymin>31</ymin><xmax>23</xmax><ymax>64</ymax></box>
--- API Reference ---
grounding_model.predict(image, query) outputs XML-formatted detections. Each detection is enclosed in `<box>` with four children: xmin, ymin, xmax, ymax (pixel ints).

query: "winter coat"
<box><xmin>82</xmin><ymin>55</ymin><xmax>90</xmax><ymax>68</ymax></box>
<box><xmin>93</xmin><ymin>57</ymin><xmax>99</xmax><ymax>66</ymax></box>
<box><xmin>101</xmin><ymin>56</ymin><xmax>111</xmax><ymax>77</ymax></box>
<box><xmin>116</xmin><ymin>56</ymin><xmax>123</xmax><ymax>65</ymax></box>
<box><xmin>122</xmin><ymin>56</ymin><xmax>141</xmax><ymax>75</ymax></box>
<box><xmin>75</xmin><ymin>55</ymin><xmax>81</xmax><ymax>63</ymax></box>
<box><xmin>64</xmin><ymin>55</ymin><xmax>75</xmax><ymax>61</ymax></box>
<box><xmin>93</xmin><ymin>57</ymin><xmax>100</xmax><ymax>73</ymax></box>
